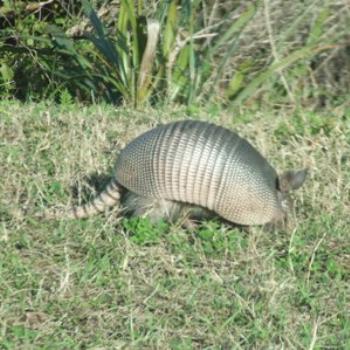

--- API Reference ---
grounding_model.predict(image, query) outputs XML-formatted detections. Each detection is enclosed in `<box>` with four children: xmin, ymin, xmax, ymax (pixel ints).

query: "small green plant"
<box><xmin>122</xmin><ymin>217</ymin><xmax>169</xmax><ymax>246</ymax></box>
<box><xmin>273</xmin><ymin>111</ymin><xmax>336</xmax><ymax>139</ymax></box>
<box><xmin>196</xmin><ymin>221</ymin><xmax>247</xmax><ymax>256</ymax></box>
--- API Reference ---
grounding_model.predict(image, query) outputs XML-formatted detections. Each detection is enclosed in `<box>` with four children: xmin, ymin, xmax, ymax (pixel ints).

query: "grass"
<box><xmin>0</xmin><ymin>100</ymin><xmax>349</xmax><ymax>348</ymax></box>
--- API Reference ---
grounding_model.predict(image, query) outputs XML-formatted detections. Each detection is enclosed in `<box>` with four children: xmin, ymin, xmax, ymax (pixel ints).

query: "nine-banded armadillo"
<box><xmin>44</xmin><ymin>120</ymin><xmax>307</xmax><ymax>226</ymax></box>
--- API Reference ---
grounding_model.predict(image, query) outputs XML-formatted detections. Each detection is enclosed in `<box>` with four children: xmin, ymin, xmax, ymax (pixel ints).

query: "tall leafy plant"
<box><xmin>51</xmin><ymin>0</ymin><xmax>160</xmax><ymax>107</ymax></box>
<box><xmin>0</xmin><ymin>0</ymin><xmax>337</xmax><ymax>106</ymax></box>
<box><xmin>50</xmin><ymin>0</ymin><xmax>259</xmax><ymax>106</ymax></box>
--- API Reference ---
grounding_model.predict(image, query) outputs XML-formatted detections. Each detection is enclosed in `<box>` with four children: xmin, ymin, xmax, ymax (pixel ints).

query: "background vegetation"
<box><xmin>0</xmin><ymin>0</ymin><xmax>349</xmax><ymax>348</ymax></box>
<box><xmin>0</xmin><ymin>0</ymin><xmax>349</xmax><ymax>107</ymax></box>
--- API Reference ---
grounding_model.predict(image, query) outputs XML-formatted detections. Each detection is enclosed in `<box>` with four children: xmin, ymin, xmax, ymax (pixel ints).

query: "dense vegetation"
<box><xmin>1</xmin><ymin>0</ymin><xmax>349</xmax><ymax>107</ymax></box>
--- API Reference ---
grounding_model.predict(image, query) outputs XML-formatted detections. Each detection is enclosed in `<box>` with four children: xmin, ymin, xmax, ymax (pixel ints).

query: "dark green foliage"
<box><xmin>1</xmin><ymin>0</ymin><xmax>347</xmax><ymax>106</ymax></box>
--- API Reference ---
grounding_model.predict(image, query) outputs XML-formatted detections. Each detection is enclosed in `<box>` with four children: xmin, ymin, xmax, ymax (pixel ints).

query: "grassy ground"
<box><xmin>0</xmin><ymin>100</ymin><xmax>349</xmax><ymax>349</ymax></box>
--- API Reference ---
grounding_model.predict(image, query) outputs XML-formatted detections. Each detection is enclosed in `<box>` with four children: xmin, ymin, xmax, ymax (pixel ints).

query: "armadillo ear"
<box><xmin>278</xmin><ymin>168</ymin><xmax>308</xmax><ymax>192</ymax></box>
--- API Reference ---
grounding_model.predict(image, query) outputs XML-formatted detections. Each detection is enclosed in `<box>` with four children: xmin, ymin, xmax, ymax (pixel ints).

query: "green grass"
<box><xmin>0</xmin><ymin>101</ymin><xmax>349</xmax><ymax>348</ymax></box>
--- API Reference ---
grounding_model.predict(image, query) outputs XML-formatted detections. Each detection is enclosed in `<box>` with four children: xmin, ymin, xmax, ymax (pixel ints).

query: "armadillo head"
<box><xmin>273</xmin><ymin>168</ymin><xmax>308</xmax><ymax>227</ymax></box>
<box><xmin>278</xmin><ymin>168</ymin><xmax>308</xmax><ymax>194</ymax></box>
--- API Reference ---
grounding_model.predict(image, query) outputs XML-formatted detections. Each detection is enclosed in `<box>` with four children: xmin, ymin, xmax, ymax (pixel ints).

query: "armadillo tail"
<box><xmin>43</xmin><ymin>179</ymin><xmax>122</xmax><ymax>220</ymax></box>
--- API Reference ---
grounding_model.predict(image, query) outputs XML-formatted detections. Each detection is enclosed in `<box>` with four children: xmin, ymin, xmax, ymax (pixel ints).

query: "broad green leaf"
<box><xmin>205</xmin><ymin>4</ymin><xmax>257</xmax><ymax>100</ymax></box>
<box><xmin>307</xmin><ymin>8</ymin><xmax>330</xmax><ymax>45</ymax></box>
<box><xmin>163</xmin><ymin>1</ymin><xmax>177</xmax><ymax>57</ymax></box>
<box><xmin>226</xmin><ymin>71</ymin><xmax>244</xmax><ymax>98</ymax></box>
<box><xmin>0</xmin><ymin>63</ymin><xmax>14</xmax><ymax>82</ymax></box>
<box><xmin>210</xmin><ymin>4</ymin><xmax>257</xmax><ymax>55</ymax></box>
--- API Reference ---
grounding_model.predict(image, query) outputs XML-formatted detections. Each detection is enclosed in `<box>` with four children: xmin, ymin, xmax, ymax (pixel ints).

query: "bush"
<box><xmin>0</xmin><ymin>0</ymin><xmax>348</xmax><ymax>107</ymax></box>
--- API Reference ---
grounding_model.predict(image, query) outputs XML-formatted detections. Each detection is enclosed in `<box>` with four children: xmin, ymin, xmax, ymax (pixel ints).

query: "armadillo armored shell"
<box><xmin>115</xmin><ymin>120</ymin><xmax>283</xmax><ymax>225</ymax></box>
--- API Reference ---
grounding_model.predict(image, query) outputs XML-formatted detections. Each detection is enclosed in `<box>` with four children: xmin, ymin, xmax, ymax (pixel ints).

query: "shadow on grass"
<box><xmin>70</xmin><ymin>171</ymin><xmax>113</xmax><ymax>203</ymax></box>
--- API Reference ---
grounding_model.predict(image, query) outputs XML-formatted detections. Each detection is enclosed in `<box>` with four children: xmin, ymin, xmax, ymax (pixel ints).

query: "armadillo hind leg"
<box><xmin>122</xmin><ymin>191</ymin><xmax>184</xmax><ymax>223</ymax></box>
<box><xmin>122</xmin><ymin>191</ymin><xmax>215</xmax><ymax>227</ymax></box>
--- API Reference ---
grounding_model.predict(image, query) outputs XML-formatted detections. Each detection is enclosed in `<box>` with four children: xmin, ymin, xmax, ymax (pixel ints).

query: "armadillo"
<box><xmin>44</xmin><ymin>120</ymin><xmax>307</xmax><ymax>226</ymax></box>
